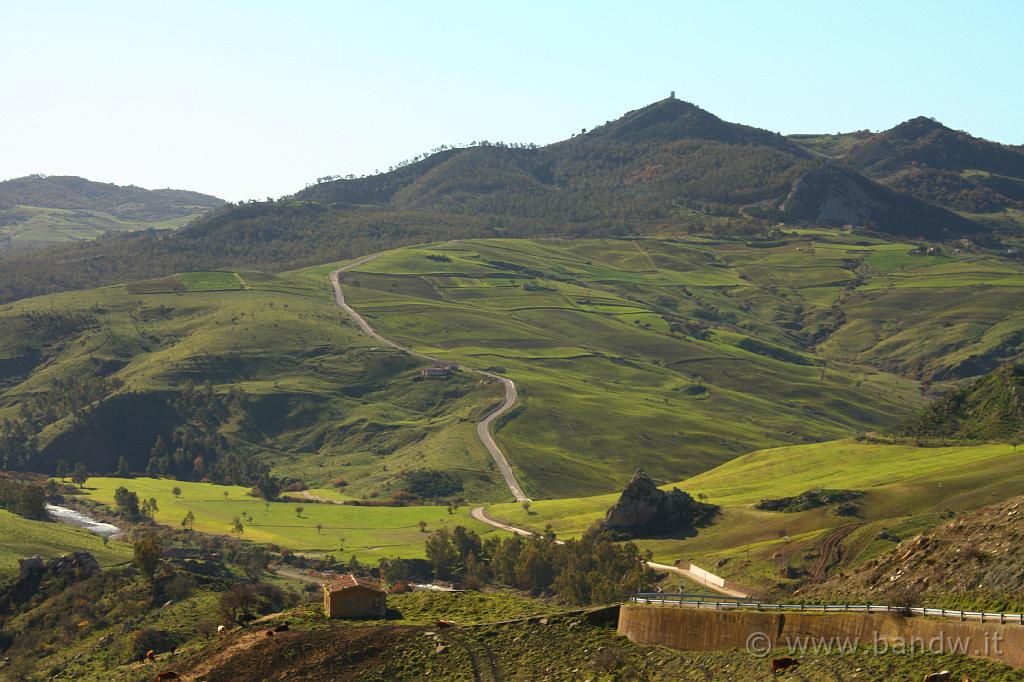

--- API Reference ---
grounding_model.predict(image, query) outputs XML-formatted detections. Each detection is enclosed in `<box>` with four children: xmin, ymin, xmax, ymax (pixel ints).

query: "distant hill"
<box><xmin>791</xmin><ymin>118</ymin><xmax>1024</xmax><ymax>221</ymax></box>
<box><xmin>900</xmin><ymin>364</ymin><xmax>1024</xmax><ymax>441</ymax></box>
<box><xmin>0</xmin><ymin>99</ymin><xmax>997</xmax><ymax>303</ymax></box>
<box><xmin>0</xmin><ymin>175</ymin><xmax>223</xmax><ymax>253</ymax></box>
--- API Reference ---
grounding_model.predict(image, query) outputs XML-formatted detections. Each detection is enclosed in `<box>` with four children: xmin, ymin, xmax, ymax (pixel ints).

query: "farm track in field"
<box><xmin>330</xmin><ymin>255</ymin><xmax>528</xmax><ymax>502</ymax></box>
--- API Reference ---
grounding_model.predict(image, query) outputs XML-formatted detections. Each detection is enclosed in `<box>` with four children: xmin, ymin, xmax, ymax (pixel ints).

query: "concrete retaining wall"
<box><xmin>688</xmin><ymin>563</ymin><xmax>726</xmax><ymax>588</ymax></box>
<box><xmin>618</xmin><ymin>604</ymin><xmax>1024</xmax><ymax>668</ymax></box>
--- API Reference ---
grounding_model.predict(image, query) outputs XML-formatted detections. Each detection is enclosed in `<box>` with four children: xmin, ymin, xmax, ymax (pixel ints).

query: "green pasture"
<box><xmin>79</xmin><ymin>477</ymin><xmax>496</xmax><ymax>561</ymax></box>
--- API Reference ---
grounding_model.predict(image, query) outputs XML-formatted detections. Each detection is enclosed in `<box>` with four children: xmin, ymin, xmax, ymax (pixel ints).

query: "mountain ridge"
<box><xmin>0</xmin><ymin>98</ymin><xmax>1007</xmax><ymax>304</ymax></box>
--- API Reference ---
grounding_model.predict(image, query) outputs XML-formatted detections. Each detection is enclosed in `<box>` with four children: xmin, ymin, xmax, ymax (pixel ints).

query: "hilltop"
<box><xmin>0</xmin><ymin>175</ymin><xmax>223</xmax><ymax>253</ymax></box>
<box><xmin>0</xmin><ymin>98</ymin><xmax>995</xmax><ymax>304</ymax></box>
<box><xmin>791</xmin><ymin>117</ymin><xmax>1024</xmax><ymax>227</ymax></box>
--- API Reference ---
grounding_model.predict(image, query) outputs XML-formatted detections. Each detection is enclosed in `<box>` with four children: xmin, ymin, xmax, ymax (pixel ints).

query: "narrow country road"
<box><xmin>470</xmin><ymin>507</ymin><xmax>749</xmax><ymax>598</ymax></box>
<box><xmin>330</xmin><ymin>257</ymin><xmax>528</xmax><ymax>502</ymax></box>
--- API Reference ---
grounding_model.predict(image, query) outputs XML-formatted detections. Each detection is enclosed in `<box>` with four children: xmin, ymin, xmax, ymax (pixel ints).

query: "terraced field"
<box><xmin>337</xmin><ymin>237</ymin><xmax>1024</xmax><ymax>497</ymax></box>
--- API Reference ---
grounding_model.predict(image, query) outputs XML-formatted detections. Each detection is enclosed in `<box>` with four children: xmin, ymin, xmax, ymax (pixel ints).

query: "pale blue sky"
<box><xmin>2</xmin><ymin>0</ymin><xmax>1021</xmax><ymax>200</ymax></box>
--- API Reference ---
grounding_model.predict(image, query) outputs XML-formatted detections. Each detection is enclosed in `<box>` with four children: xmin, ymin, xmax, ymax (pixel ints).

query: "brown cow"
<box><xmin>922</xmin><ymin>673</ymin><xmax>951</xmax><ymax>682</ymax></box>
<box><xmin>156</xmin><ymin>673</ymin><xmax>181</xmax><ymax>681</ymax></box>
<box><xmin>435</xmin><ymin>619</ymin><xmax>457</xmax><ymax>629</ymax></box>
<box><xmin>265</xmin><ymin>630</ymin><xmax>275</xmax><ymax>638</ymax></box>
<box><xmin>146</xmin><ymin>649</ymin><xmax>156</xmax><ymax>663</ymax></box>
<box><xmin>771</xmin><ymin>657</ymin><xmax>800</xmax><ymax>674</ymax></box>
<box><xmin>273</xmin><ymin>623</ymin><xmax>290</xmax><ymax>633</ymax></box>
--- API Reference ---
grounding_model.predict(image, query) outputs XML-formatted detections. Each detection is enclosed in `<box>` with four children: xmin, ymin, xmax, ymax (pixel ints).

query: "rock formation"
<box><xmin>598</xmin><ymin>469</ymin><xmax>716</xmax><ymax>539</ymax></box>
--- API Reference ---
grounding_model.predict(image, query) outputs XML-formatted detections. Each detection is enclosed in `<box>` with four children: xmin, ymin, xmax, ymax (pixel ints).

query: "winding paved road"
<box><xmin>330</xmin><ymin>257</ymin><xmax>528</xmax><ymax>502</ymax></box>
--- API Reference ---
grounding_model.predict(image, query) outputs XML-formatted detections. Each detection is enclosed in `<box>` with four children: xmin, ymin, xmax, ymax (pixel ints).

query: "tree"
<box><xmin>132</xmin><ymin>531</ymin><xmax>163</xmax><ymax>580</ymax></box>
<box><xmin>116</xmin><ymin>456</ymin><xmax>131</xmax><ymax>478</ymax></box>
<box><xmin>219</xmin><ymin>583</ymin><xmax>259</xmax><ymax>623</ymax></box>
<box><xmin>71</xmin><ymin>463</ymin><xmax>89</xmax><ymax>489</ymax></box>
<box><xmin>521</xmin><ymin>499</ymin><xmax>532</xmax><ymax>514</ymax></box>
<box><xmin>316</xmin><ymin>523</ymin><xmax>323</xmax><ymax>535</ymax></box>
<box><xmin>172</xmin><ymin>486</ymin><xmax>182</xmax><ymax>498</ymax></box>
<box><xmin>232</xmin><ymin>515</ymin><xmax>244</xmax><ymax>536</ymax></box>
<box><xmin>55</xmin><ymin>459</ymin><xmax>68</xmax><ymax>481</ymax></box>
<box><xmin>425</xmin><ymin>528</ymin><xmax>460</xmax><ymax>579</ymax></box>
<box><xmin>294</xmin><ymin>506</ymin><xmax>304</xmax><ymax>518</ymax></box>
<box><xmin>255</xmin><ymin>474</ymin><xmax>280</xmax><ymax>501</ymax></box>
<box><xmin>418</xmin><ymin>520</ymin><xmax>428</xmax><ymax>533</ymax></box>
<box><xmin>181</xmin><ymin>510</ymin><xmax>195</xmax><ymax>530</ymax></box>
<box><xmin>114</xmin><ymin>486</ymin><xmax>141</xmax><ymax>519</ymax></box>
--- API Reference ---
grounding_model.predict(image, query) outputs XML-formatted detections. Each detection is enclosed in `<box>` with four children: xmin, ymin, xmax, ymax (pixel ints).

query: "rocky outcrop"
<box><xmin>598</xmin><ymin>469</ymin><xmax>716</xmax><ymax>539</ymax></box>
<box><xmin>0</xmin><ymin>551</ymin><xmax>100</xmax><ymax>614</ymax></box>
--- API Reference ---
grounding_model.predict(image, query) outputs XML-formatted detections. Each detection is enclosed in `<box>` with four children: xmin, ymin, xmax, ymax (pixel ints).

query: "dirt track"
<box><xmin>329</xmin><ymin>257</ymin><xmax>527</xmax><ymax>502</ymax></box>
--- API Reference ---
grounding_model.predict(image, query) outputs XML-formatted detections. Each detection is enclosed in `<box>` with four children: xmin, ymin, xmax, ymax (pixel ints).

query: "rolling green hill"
<box><xmin>0</xmin><ymin>98</ymin><xmax>992</xmax><ymax>305</ymax></box>
<box><xmin>0</xmin><ymin>266</ymin><xmax>506</xmax><ymax>501</ymax></box>
<box><xmin>0</xmin><ymin>175</ymin><xmax>223</xmax><ymax>253</ymax></box>
<box><xmin>4</xmin><ymin>235</ymin><xmax>1024</xmax><ymax>505</ymax></box>
<box><xmin>338</xmin><ymin>236</ymin><xmax>1024</xmax><ymax>496</ymax></box>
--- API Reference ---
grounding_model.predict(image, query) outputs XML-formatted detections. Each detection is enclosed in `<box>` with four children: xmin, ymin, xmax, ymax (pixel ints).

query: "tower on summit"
<box><xmin>670</xmin><ymin>90</ymin><xmax>676</xmax><ymax>99</ymax></box>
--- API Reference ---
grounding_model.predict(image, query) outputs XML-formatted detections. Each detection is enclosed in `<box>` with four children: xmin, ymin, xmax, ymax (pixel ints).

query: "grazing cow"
<box><xmin>156</xmin><ymin>672</ymin><xmax>181</xmax><ymax>681</ymax></box>
<box><xmin>771</xmin><ymin>657</ymin><xmax>800</xmax><ymax>674</ymax></box>
<box><xmin>146</xmin><ymin>649</ymin><xmax>156</xmax><ymax>663</ymax></box>
<box><xmin>922</xmin><ymin>673</ymin><xmax>951</xmax><ymax>682</ymax></box>
<box><xmin>273</xmin><ymin>623</ymin><xmax>290</xmax><ymax>633</ymax></box>
<box><xmin>435</xmin><ymin>619</ymin><xmax>457</xmax><ymax>629</ymax></box>
<box><xmin>217</xmin><ymin>625</ymin><xmax>227</xmax><ymax>636</ymax></box>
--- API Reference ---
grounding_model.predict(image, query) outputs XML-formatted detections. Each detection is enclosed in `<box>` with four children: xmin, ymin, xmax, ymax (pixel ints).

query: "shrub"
<box><xmin>130</xmin><ymin>628</ymin><xmax>176</xmax><ymax>660</ymax></box>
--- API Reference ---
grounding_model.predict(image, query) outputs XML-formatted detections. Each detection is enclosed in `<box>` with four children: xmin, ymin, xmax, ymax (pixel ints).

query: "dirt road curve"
<box><xmin>470</xmin><ymin>507</ymin><xmax>749</xmax><ymax>598</ymax></box>
<box><xmin>330</xmin><ymin>257</ymin><xmax>528</xmax><ymax>502</ymax></box>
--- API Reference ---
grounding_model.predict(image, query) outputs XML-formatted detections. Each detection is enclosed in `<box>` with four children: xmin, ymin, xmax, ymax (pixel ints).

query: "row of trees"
<box><xmin>423</xmin><ymin>525</ymin><xmax>654</xmax><ymax>605</ymax></box>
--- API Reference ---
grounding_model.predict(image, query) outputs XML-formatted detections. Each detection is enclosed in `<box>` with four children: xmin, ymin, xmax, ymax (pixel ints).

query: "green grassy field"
<box><xmin>337</xmin><ymin>237</ymin><xmax>1024</xmax><ymax>497</ymax></box>
<box><xmin>0</xmin><ymin>509</ymin><xmax>131</xmax><ymax>576</ymax></box>
<box><xmin>484</xmin><ymin>439</ymin><xmax>1024</xmax><ymax>592</ymax></box>
<box><xmin>77</xmin><ymin>477</ymin><xmax>499</xmax><ymax>561</ymax></box>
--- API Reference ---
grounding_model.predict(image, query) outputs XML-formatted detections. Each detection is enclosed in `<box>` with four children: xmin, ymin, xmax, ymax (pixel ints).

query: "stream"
<box><xmin>45</xmin><ymin>504</ymin><xmax>121</xmax><ymax>538</ymax></box>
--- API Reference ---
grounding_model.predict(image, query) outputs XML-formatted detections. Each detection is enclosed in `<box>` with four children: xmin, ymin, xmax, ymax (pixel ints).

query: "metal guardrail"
<box><xmin>630</xmin><ymin>594</ymin><xmax>1024</xmax><ymax>625</ymax></box>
